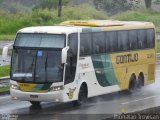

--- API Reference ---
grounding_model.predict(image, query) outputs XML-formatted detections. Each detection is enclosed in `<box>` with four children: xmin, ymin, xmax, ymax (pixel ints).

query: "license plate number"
<box><xmin>30</xmin><ymin>95</ymin><xmax>38</xmax><ymax>98</ymax></box>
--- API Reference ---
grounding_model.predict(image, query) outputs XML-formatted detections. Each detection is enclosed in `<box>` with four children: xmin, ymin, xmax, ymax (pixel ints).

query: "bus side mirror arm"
<box><xmin>61</xmin><ymin>46</ymin><xmax>69</xmax><ymax>64</ymax></box>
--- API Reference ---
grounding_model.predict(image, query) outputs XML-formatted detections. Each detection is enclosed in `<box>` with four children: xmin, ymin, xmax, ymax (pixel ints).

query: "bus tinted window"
<box><xmin>118</xmin><ymin>31</ymin><xmax>129</xmax><ymax>51</ymax></box>
<box><xmin>68</xmin><ymin>34</ymin><xmax>78</xmax><ymax>56</ymax></box>
<box><xmin>93</xmin><ymin>32</ymin><xmax>105</xmax><ymax>54</ymax></box>
<box><xmin>129</xmin><ymin>30</ymin><xmax>138</xmax><ymax>50</ymax></box>
<box><xmin>147</xmin><ymin>29</ymin><xmax>155</xmax><ymax>48</ymax></box>
<box><xmin>106</xmin><ymin>31</ymin><xmax>118</xmax><ymax>52</ymax></box>
<box><xmin>138</xmin><ymin>30</ymin><xmax>147</xmax><ymax>49</ymax></box>
<box><xmin>80</xmin><ymin>33</ymin><xmax>92</xmax><ymax>56</ymax></box>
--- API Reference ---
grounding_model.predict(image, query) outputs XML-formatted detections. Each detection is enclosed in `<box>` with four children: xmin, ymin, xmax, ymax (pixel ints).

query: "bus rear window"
<box><xmin>14</xmin><ymin>33</ymin><xmax>65</xmax><ymax>48</ymax></box>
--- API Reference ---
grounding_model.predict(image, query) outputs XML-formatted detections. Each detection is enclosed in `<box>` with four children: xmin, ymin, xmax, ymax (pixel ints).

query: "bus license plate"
<box><xmin>30</xmin><ymin>95</ymin><xmax>38</xmax><ymax>98</ymax></box>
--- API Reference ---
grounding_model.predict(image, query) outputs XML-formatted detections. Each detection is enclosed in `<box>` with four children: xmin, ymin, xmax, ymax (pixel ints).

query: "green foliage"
<box><xmin>0</xmin><ymin>2</ymin><xmax>31</xmax><ymax>14</ymax></box>
<box><xmin>34</xmin><ymin>0</ymin><xmax>68</xmax><ymax>10</ymax></box>
<box><xmin>62</xmin><ymin>4</ymin><xmax>107</xmax><ymax>20</ymax></box>
<box><xmin>0</xmin><ymin>35</ymin><xmax>15</xmax><ymax>40</ymax></box>
<box><xmin>0</xmin><ymin>4</ymin><xmax>107</xmax><ymax>35</ymax></box>
<box><xmin>157</xmin><ymin>41</ymin><xmax>160</xmax><ymax>53</ymax></box>
<box><xmin>0</xmin><ymin>65</ymin><xmax>10</xmax><ymax>77</ymax></box>
<box><xmin>153</xmin><ymin>0</ymin><xmax>160</xmax><ymax>3</ymax></box>
<box><xmin>0</xmin><ymin>86</ymin><xmax>10</xmax><ymax>92</ymax></box>
<box><xmin>112</xmin><ymin>9</ymin><xmax>160</xmax><ymax>32</ymax></box>
<box><xmin>93</xmin><ymin>0</ymin><xmax>141</xmax><ymax>16</ymax></box>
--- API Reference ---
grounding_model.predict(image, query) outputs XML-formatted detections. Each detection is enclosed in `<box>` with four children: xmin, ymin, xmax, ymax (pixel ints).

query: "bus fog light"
<box><xmin>11</xmin><ymin>84</ymin><xmax>19</xmax><ymax>90</ymax></box>
<box><xmin>49</xmin><ymin>86</ymin><xmax>63</xmax><ymax>91</ymax></box>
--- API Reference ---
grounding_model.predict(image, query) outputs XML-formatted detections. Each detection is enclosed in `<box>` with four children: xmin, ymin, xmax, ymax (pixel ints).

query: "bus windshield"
<box><xmin>14</xmin><ymin>33</ymin><xmax>65</xmax><ymax>48</ymax></box>
<box><xmin>11</xmin><ymin>33</ymin><xmax>65</xmax><ymax>83</ymax></box>
<box><xmin>11</xmin><ymin>49</ymin><xmax>63</xmax><ymax>83</ymax></box>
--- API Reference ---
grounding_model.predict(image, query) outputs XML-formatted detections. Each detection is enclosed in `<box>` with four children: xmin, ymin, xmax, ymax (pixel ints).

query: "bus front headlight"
<box><xmin>11</xmin><ymin>84</ymin><xmax>19</xmax><ymax>90</ymax></box>
<box><xmin>49</xmin><ymin>86</ymin><xmax>63</xmax><ymax>91</ymax></box>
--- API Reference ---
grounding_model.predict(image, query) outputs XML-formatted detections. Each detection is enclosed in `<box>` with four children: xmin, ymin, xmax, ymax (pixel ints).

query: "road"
<box><xmin>0</xmin><ymin>41</ymin><xmax>13</xmax><ymax>49</ymax></box>
<box><xmin>0</xmin><ymin>64</ymin><xmax>160</xmax><ymax>120</ymax></box>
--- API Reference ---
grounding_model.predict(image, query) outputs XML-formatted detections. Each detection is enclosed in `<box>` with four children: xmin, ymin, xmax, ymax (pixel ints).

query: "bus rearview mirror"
<box><xmin>61</xmin><ymin>46</ymin><xmax>69</xmax><ymax>64</ymax></box>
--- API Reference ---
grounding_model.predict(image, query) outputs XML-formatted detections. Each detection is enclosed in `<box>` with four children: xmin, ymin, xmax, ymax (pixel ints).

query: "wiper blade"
<box><xmin>45</xmin><ymin>53</ymin><xmax>48</xmax><ymax>82</ymax></box>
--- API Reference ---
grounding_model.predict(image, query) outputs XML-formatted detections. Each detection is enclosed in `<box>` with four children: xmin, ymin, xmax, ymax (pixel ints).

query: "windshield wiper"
<box><xmin>45</xmin><ymin>53</ymin><xmax>48</xmax><ymax>82</ymax></box>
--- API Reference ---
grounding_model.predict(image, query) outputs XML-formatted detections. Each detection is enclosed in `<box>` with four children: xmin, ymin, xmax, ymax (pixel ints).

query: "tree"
<box><xmin>58</xmin><ymin>0</ymin><xmax>62</xmax><ymax>17</ymax></box>
<box><xmin>34</xmin><ymin>0</ymin><xmax>68</xmax><ymax>10</ymax></box>
<box><xmin>144</xmin><ymin>0</ymin><xmax>152</xmax><ymax>8</ymax></box>
<box><xmin>93</xmin><ymin>0</ymin><xmax>132</xmax><ymax>16</ymax></box>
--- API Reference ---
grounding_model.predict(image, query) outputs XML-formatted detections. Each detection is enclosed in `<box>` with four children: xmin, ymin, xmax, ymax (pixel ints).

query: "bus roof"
<box><xmin>61</xmin><ymin>20</ymin><xmax>154</xmax><ymax>27</ymax></box>
<box><xmin>18</xmin><ymin>20</ymin><xmax>155</xmax><ymax>34</ymax></box>
<box><xmin>18</xmin><ymin>26</ymin><xmax>81</xmax><ymax>34</ymax></box>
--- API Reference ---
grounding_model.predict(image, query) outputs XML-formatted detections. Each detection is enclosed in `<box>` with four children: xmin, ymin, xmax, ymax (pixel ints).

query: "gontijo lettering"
<box><xmin>116</xmin><ymin>53</ymin><xmax>138</xmax><ymax>64</ymax></box>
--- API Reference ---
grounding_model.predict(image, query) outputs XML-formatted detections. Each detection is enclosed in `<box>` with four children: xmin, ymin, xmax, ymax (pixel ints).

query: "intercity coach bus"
<box><xmin>10</xmin><ymin>20</ymin><xmax>156</xmax><ymax>106</ymax></box>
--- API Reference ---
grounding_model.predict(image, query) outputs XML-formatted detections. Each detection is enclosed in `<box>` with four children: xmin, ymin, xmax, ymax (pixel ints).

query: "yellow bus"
<box><xmin>10</xmin><ymin>20</ymin><xmax>156</xmax><ymax>106</ymax></box>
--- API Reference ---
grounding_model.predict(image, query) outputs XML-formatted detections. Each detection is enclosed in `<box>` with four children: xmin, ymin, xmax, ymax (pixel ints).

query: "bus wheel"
<box><xmin>30</xmin><ymin>101</ymin><xmax>41</xmax><ymax>106</ymax></box>
<box><xmin>128</xmin><ymin>75</ymin><xmax>137</xmax><ymax>93</ymax></box>
<box><xmin>73</xmin><ymin>83</ymin><xmax>88</xmax><ymax>106</ymax></box>
<box><xmin>137</xmin><ymin>74</ymin><xmax>144</xmax><ymax>88</ymax></box>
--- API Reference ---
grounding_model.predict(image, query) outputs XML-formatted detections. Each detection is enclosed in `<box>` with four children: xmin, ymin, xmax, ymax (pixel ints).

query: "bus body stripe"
<box><xmin>91</xmin><ymin>54</ymin><xmax>118</xmax><ymax>87</ymax></box>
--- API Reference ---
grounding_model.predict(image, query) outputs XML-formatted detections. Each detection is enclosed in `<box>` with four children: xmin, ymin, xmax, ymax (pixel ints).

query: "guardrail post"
<box><xmin>2</xmin><ymin>46</ymin><xmax>9</xmax><ymax>60</ymax></box>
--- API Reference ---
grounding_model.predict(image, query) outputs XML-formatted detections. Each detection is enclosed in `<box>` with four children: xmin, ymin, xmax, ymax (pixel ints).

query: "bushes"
<box><xmin>0</xmin><ymin>65</ymin><xmax>10</xmax><ymax>77</ymax></box>
<box><xmin>62</xmin><ymin>4</ymin><xmax>107</xmax><ymax>20</ymax></box>
<box><xmin>112</xmin><ymin>9</ymin><xmax>160</xmax><ymax>32</ymax></box>
<box><xmin>0</xmin><ymin>4</ymin><xmax>108</xmax><ymax>35</ymax></box>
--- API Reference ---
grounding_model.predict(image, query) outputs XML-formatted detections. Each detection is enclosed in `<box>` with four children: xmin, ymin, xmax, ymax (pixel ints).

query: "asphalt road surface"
<box><xmin>0</xmin><ymin>64</ymin><xmax>160</xmax><ymax>120</ymax></box>
<box><xmin>0</xmin><ymin>41</ymin><xmax>13</xmax><ymax>49</ymax></box>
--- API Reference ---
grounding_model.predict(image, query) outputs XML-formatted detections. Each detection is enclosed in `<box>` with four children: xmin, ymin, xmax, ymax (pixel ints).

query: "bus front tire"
<box><xmin>72</xmin><ymin>83</ymin><xmax>88</xmax><ymax>106</ymax></box>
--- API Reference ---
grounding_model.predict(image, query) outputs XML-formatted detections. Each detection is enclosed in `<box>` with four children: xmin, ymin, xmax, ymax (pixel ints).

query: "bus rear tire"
<box><xmin>72</xmin><ymin>83</ymin><xmax>88</xmax><ymax>106</ymax></box>
<box><xmin>128</xmin><ymin>75</ymin><xmax>137</xmax><ymax>93</ymax></box>
<box><xmin>30</xmin><ymin>101</ymin><xmax>41</xmax><ymax>106</ymax></box>
<box><xmin>137</xmin><ymin>73</ymin><xmax>144</xmax><ymax>88</ymax></box>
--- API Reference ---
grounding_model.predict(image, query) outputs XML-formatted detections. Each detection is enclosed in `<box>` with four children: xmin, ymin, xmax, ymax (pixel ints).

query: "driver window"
<box><xmin>65</xmin><ymin>33</ymin><xmax>78</xmax><ymax>84</ymax></box>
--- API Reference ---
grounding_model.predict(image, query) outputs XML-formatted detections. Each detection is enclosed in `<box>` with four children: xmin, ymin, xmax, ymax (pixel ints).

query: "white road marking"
<box><xmin>121</xmin><ymin>96</ymin><xmax>156</xmax><ymax>105</ymax></box>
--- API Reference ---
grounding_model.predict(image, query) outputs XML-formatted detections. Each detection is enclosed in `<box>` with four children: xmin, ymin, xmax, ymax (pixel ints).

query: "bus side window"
<box><xmin>118</xmin><ymin>31</ymin><xmax>129</xmax><ymax>51</ymax></box>
<box><xmin>92</xmin><ymin>32</ymin><xmax>105</xmax><ymax>54</ymax></box>
<box><xmin>147</xmin><ymin>29</ymin><xmax>155</xmax><ymax>48</ymax></box>
<box><xmin>129</xmin><ymin>30</ymin><xmax>138</xmax><ymax>50</ymax></box>
<box><xmin>106</xmin><ymin>31</ymin><xmax>118</xmax><ymax>52</ymax></box>
<box><xmin>138</xmin><ymin>30</ymin><xmax>147</xmax><ymax>49</ymax></box>
<box><xmin>65</xmin><ymin>33</ymin><xmax>78</xmax><ymax>85</ymax></box>
<box><xmin>80</xmin><ymin>33</ymin><xmax>92</xmax><ymax>56</ymax></box>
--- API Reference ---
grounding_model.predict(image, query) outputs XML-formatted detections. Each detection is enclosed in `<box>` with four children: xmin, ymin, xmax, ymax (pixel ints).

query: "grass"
<box><xmin>0</xmin><ymin>35</ymin><xmax>15</xmax><ymax>41</ymax></box>
<box><xmin>0</xmin><ymin>65</ymin><xmax>10</xmax><ymax>77</ymax></box>
<box><xmin>112</xmin><ymin>9</ymin><xmax>160</xmax><ymax>32</ymax></box>
<box><xmin>0</xmin><ymin>86</ymin><xmax>9</xmax><ymax>92</ymax></box>
<box><xmin>157</xmin><ymin>41</ymin><xmax>160</xmax><ymax>53</ymax></box>
<box><xmin>0</xmin><ymin>4</ymin><xmax>107</xmax><ymax>36</ymax></box>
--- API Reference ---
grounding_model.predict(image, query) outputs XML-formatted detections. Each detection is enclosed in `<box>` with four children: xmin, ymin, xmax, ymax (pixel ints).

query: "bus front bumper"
<box><xmin>10</xmin><ymin>88</ymin><xmax>64</xmax><ymax>102</ymax></box>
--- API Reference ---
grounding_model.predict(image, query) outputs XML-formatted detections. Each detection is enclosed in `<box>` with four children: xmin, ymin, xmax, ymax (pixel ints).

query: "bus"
<box><xmin>10</xmin><ymin>20</ymin><xmax>156</xmax><ymax>106</ymax></box>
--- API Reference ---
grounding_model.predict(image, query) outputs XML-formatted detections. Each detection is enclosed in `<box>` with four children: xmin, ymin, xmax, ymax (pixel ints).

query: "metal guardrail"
<box><xmin>0</xmin><ymin>76</ymin><xmax>10</xmax><ymax>87</ymax></box>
